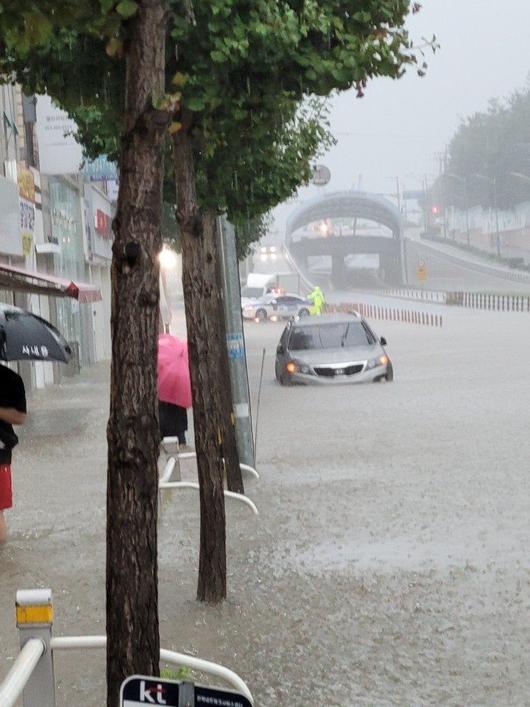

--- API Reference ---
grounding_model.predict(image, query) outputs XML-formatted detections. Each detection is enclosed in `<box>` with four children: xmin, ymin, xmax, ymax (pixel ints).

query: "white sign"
<box><xmin>36</xmin><ymin>94</ymin><xmax>84</xmax><ymax>175</ymax></box>
<box><xmin>120</xmin><ymin>676</ymin><xmax>252</xmax><ymax>707</ymax></box>
<box><xmin>0</xmin><ymin>176</ymin><xmax>23</xmax><ymax>256</ymax></box>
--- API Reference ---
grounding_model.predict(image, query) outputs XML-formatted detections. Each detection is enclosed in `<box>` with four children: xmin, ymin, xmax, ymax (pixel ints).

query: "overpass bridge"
<box><xmin>286</xmin><ymin>190</ymin><xmax>405</xmax><ymax>286</ymax></box>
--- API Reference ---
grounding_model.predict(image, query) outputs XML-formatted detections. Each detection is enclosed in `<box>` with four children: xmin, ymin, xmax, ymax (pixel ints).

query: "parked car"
<box><xmin>275</xmin><ymin>313</ymin><xmax>393</xmax><ymax>385</ymax></box>
<box><xmin>242</xmin><ymin>293</ymin><xmax>312</xmax><ymax>322</ymax></box>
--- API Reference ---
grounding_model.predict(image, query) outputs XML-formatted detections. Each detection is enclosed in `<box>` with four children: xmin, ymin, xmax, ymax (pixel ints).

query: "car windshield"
<box><xmin>241</xmin><ymin>287</ymin><xmax>263</xmax><ymax>298</ymax></box>
<box><xmin>289</xmin><ymin>322</ymin><xmax>374</xmax><ymax>350</ymax></box>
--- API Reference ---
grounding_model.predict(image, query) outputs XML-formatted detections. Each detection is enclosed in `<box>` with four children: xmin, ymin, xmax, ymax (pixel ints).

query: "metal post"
<box><xmin>218</xmin><ymin>217</ymin><xmax>256</xmax><ymax>468</ymax></box>
<box><xmin>16</xmin><ymin>589</ymin><xmax>56</xmax><ymax>707</ymax></box>
<box><xmin>178</xmin><ymin>681</ymin><xmax>196</xmax><ymax>707</ymax></box>
<box><xmin>493</xmin><ymin>176</ymin><xmax>501</xmax><ymax>258</ymax></box>
<box><xmin>464</xmin><ymin>179</ymin><xmax>471</xmax><ymax>247</ymax></box>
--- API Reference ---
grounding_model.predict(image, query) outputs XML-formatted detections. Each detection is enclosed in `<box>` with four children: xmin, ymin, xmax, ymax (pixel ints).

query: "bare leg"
<box><xmin>0</xmin><ymin>511</ymin><xmax>7</xmax><ymax>542</ymax></box>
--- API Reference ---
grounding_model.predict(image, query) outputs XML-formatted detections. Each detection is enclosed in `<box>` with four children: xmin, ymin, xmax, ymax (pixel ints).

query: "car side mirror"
<box><xmin>380</xmin><ymin>337</ymin><xmax>387</xmax><ymax>346</ymax></box>
<box><xmin>277</xmin><ymin>345</ymin><xmax>284</xmax><ymax>354</ymax></box>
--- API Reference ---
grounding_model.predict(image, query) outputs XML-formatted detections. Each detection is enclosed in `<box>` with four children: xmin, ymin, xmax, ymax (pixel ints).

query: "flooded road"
<box><xmin>1</xmin><ymin>305</ymin><xmax>529</xmax><ymax>705</ymax></box>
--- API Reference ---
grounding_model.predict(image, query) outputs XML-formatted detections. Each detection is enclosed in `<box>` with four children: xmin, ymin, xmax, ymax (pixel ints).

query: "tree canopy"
<box><xmin>438</xmin><ymin>80</ymin><xmax>530</xmax><ymax>209</ymax></box>
<box><xmin>0</xmin><ymin>0</ymin><xmax>430</xmax><ymax>228</ymax></box>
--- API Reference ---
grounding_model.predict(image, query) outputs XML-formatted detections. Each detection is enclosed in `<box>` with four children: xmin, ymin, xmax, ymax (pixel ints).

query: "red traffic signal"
<box><xmin>431</xmin><ymin>205</ymin><xmax>440</xmax><ymax>215</ymax></box>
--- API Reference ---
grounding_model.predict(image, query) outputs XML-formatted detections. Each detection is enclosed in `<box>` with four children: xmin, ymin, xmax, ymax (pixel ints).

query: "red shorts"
<box><xmin>0</xmin><ymin>465</ymin><xmax>12</xmax><ymax>510</ymax></box>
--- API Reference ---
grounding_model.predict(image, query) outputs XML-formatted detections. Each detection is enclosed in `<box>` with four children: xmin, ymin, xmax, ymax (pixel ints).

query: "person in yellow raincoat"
<box><xmin>308</xmin><ymin>286</ymin><xmax>325</xmax><ymax>316</ymax></box>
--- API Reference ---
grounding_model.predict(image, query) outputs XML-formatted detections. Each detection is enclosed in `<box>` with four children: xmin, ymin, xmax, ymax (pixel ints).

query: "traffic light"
<box><xmin>431</xmin><ymin>205</ymin><xmax>440</xmax><ymax>215</ymax></box>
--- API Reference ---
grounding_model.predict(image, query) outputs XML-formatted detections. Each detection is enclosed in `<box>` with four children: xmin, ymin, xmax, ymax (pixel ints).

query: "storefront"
<box><xmin>48</xmin><ymin>176</ymin><xmax>95</xmax><ymax>367</ymax></box>
<box><xmin>83</xmin><ymin>183</ymin><xmax>113</xmax><ymax>362</ymax></box>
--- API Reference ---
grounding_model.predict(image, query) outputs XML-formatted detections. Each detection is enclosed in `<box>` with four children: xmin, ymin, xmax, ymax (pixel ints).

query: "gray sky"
<box><xmin>274</xmin><ymin>0</ymin><xmax>530</xmax><ymax>233</ymax></box>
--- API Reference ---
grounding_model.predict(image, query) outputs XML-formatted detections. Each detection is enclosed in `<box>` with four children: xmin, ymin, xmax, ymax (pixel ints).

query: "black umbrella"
<box><xmin>0</xmin><ymin>303</ymin><xmax>72</xmax><ymax>363</ymax></box>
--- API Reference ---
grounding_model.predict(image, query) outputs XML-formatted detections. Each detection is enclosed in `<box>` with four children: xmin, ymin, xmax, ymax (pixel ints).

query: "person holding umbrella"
<box><xmin>0</xmin><ymin>303</ymin><xmax>71</xmax><ymax>541</ymax></box>
<box><xmin>0</xmin><ymin>365</ymin><xmax>26</xmax><ymax>542</ymax></box>
<box><xmin>157</xmin><ymin>334</ymin><xmax>192</xmax><ymax>447</ymax></box>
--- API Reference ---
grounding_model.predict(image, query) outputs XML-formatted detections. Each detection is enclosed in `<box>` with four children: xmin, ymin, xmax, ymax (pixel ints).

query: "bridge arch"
<box><xmin>286</xmin><ymin>191</ymin><xmax>405</xmax><ymax>286</ymax></box>
<box><xmin>286</xmin><ymin>190</ymin><xmax>402</xmax><ymax>241</ymax></box>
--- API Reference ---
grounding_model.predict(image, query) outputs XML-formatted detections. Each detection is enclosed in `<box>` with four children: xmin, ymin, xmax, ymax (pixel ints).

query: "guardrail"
<box><xmin>0</xmin><ymin>589</ymin><xmax>254</xmax><ymax>706</ymax></box>
<box><xmin>326</xmin><ymin>302</ymin><xmax>444</xmax><ymax>327</ymax></box>
<box><xmin>375</xmin><ymin>287</ymin><xmax>447</xmax><ymax>304</ymax></box>
<box><xmin>159</xmin><ymin>438</ymin><xmax>259</xmax><ymax>515</ymax></box>
<box><xmin>446</xmin><ymin>291</ymin><xmax>530</xmax><ymax>312</ymax></box>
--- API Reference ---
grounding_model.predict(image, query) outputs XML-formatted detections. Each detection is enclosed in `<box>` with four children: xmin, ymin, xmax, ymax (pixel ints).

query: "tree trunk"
<box><xmin>106</xmin><ymin>1</ymin><xmax>168</xmax><ymax>703</ymax></box>
<box><xmin>173</xmin><ymin>129</ymin><xmax>227</xmax><ymax>602</ymax></box>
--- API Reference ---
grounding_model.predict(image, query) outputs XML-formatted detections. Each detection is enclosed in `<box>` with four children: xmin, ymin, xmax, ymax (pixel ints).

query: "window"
<box><xmin>289</xmin><ymin>322</ymin><xmax>372</xmax><ymax>351</ymax></box>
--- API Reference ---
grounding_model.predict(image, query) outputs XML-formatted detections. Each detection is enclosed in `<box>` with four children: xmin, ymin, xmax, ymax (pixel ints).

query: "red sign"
<box><xmin>95</xmin><ymin>209</ymin><xmax>111</xmax><ymax>237</ymax></box>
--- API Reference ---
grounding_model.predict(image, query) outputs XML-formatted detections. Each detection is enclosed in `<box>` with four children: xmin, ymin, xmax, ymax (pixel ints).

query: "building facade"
<box><xmin>0</xmin><ymin>89</ymin><xmax>115</xmax><ymax>390</ymax></box>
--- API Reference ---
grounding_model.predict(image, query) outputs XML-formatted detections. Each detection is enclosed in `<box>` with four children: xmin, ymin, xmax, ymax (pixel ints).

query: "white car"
<box><xmin>242</xmin><ymin>293</ymin><xmax>312</xmax><ymax>322</ymax></box>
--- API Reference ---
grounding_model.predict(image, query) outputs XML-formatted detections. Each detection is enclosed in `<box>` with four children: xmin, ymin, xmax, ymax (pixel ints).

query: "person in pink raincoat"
<box><xmin>157</xmin><ymin>335</ymin><xmax>192</xmax><ymax>446</ymax></box>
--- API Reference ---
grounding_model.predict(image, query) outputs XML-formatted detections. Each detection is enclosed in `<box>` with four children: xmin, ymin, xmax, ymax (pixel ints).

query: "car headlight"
<box><xmin>366</xmin><ymin>355</ymin><xmax>388</xmax><ymax>370</ymax></box>
<box><xmin>286</xmin><ymin>361</ymin><xmax>313</xmax><ymax>375</ymax></box>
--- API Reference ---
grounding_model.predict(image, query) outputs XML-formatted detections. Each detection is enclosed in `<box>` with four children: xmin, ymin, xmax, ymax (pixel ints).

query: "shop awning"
<box><xmin>0</xmin><ymin>262</ymin><xmax>102</xmax><ymax>303</ymax></box>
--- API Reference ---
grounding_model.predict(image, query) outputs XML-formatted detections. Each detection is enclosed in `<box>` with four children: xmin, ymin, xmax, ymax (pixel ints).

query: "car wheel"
<box><xmin>298</xmin><ymin>308</ymin><xmax>310</xmax><ymax>318</ymax></box>
<box><xmin>278</xmin><ymin>371</ymin><xmax>292</xmax><ymax>386</ymax></box>
<box><xmin>384</xmin><ymin>362</ymin><xmax>394</xmax><ymax>382</ymax></box>
<box><xmin>255</xmin><ymin>308</ymin><xmax>267</xmax><ymax>322</ymax></box>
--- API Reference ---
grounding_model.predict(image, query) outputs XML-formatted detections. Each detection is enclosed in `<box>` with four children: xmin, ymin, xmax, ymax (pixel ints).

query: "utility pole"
<box><xmin>493</xmin><ymin>176</ymin><xmax>501</xmax><ymax>258</ymax></box>
<box><xmin>218</xmin><ymin>217</ymin><xmax>256</xmax><ymax>468</ymax></box>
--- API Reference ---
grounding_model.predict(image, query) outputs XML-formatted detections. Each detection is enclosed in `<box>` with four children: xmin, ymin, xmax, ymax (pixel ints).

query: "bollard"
<box><xmin>16</xmin><ymin>589</ymin><xmax>56</xmax><ymax>707</ymax></box>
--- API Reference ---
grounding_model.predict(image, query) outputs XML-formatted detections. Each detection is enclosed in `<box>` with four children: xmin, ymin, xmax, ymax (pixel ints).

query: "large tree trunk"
<box><xmin>173</xmin><ymin>129</ymin><xmax>227</xmax><ymax>602</ymax></box>
<box><xmin>106</xmin><ymin>1</ymin><xmax>168</xmax><ymax>703</ymax></box>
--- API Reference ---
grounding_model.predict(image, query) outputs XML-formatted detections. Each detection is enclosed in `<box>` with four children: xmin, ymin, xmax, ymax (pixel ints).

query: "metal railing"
<box><xmin>159</xmin><ymin>438</ymin><xmax>260</xmax><ymax>515</ymax></box>
<box><xmin>0</xmin><ymin>638</ymin><xmax>45</xmax><ymax>707</ymax></box>
<box><xmin>0</xmin><ymin>589</ymin><xmax>254</xmax><ymax>706</ymax></box>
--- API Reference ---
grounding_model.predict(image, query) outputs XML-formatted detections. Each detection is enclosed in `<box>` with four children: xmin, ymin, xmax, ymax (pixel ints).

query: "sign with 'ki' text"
<box><xmin>120</xmin><ymin>676</ymin><xmax>252</xmax><ymax>707</ymax></box>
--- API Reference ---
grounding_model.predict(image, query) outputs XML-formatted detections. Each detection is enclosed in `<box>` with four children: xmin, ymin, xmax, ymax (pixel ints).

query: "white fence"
<box><xmin>0</xmin><ymin>589</ymin><xmax>254</xmax><ymax>706</ymax></box>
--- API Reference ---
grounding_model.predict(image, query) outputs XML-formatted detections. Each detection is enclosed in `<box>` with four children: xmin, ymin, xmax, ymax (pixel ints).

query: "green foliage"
<box><xmin>160</xmin><ymin>666</ymin><xmax>192</xmax><ymax>681</ymax></box>
<box><xmin>440</xmin><ymin>81</ymin><xmax>530</xmax><ymax>209</ymax></box>
<box><xmin>233</xmin><ymin>212</ymin><xmax>272</xmax><ymax>261</ymax></box>
<box><xmin>166</xmin><ymin>0</ymin><xmax>426</xmax><ymax>220</ymax></box>
<box><xmin>0</xmin><ymin>0</ymin><xmax>430</xmax><ymax>230</ymax></box>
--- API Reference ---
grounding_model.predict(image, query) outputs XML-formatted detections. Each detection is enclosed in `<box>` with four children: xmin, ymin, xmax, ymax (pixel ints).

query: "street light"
<box><xmin>159</xmin><ymin>245</ymin><xmax>178</xmax><ymax>270</ymax></box>
<box><xmin>472</xmin><ymin>173</ymin><xmax>501</xmax><ymax>258</ymax></box>
<box><xmin>445</xmin><ymin>173</ymin><xmax>471</xmax><ymax>247</ymax></box>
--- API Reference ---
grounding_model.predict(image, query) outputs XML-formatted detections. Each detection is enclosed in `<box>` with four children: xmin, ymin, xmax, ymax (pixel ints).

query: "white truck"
<box><xmin>241</xmin><ymin>272</ymin><xmax>303</xmax><ymax>304</ymax></box>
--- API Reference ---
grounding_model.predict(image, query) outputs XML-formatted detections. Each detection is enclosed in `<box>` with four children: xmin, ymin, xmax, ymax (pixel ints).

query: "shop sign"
<box><xmin>20</xmin><ymin>199</ymin><xmax>35</xmax><ymax>256</ymax></box>
<box><xmin>36</xmin><ymin>94</ymin><xmax>83</xmax><ymax>175</ymax></box>
<box><xmin>0</xmin><ymin>175</ymin><xmax>23</xmax><ymax>256</ymax></box>
<box><xmin>17</xmin><ymin>164</ymin><xmax>36</xmax><ymax>202</ymax></box>
<box><xmin>95</xmin><ymin>209</ymin><xmax>111</xmax><ymax>237</ymax></box>
<box><xmin>83</xmin><ymin>155</ymin><xmax>118</xmax><ymax>182</ymax></box>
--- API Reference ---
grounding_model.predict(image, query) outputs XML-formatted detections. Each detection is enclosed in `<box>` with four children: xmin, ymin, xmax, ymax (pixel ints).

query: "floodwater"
<box><xmin>1</xmin><ymin>304</ymin><xmax>529</xmax><ymax>705</ymax></box>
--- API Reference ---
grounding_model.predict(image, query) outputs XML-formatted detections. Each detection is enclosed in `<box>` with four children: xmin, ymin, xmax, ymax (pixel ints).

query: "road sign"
<box><xmin>120</xmin><ymin>676</ymin><xmax>252</xmax><ymax>707</ymax></box>
<box><xmin>416</xmin><ymin>259</ymin><xmax>427</xmax><ymax>282</ymax></box>
<box><xmin>310</xmin><ymin>164</ymin><xmax>331</xmax><ymax>186</ymax></box>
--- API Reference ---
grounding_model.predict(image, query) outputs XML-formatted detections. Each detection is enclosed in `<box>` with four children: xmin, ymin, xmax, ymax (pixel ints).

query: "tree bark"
<box><xmin>173</xmin><ymin>129</ymin><xmax>227</xmax><ymax>602</ymax></box>
<box><xmin>106</xmin><ymin>1</ymin><xmax>168</xmax><ymax>703</ymax></box>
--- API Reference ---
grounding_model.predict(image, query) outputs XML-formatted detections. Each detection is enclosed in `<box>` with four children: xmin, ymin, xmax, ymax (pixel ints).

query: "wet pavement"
<box><xmin>1</xmin><ymin>305</ymin><xmax>529</xmax><ymax>705</ymax></box>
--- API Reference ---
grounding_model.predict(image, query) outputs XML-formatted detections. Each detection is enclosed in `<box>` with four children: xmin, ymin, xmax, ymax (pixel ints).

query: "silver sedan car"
<box><xmin>275</xmin><ymin>313</ymin><xmax>393</xmax><ymax>385</ymax></box>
